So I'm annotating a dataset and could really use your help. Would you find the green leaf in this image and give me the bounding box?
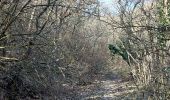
[108,44,121,55]
[162,67,170,73]
[108,44,130,66]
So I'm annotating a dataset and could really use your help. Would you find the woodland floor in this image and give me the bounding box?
[73,74,137,100]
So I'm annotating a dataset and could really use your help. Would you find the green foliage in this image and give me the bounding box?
[108,44,121,55]
[108,44,130,66]
[157,0,170,49]
[162,67,170,73]
[157,0,169,25]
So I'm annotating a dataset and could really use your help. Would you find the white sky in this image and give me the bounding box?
[99,0,115,7]
[99,0,118,14]
[98,0,153,14]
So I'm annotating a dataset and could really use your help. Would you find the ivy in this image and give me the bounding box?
[108,44,130,66]
[157,0,170,49]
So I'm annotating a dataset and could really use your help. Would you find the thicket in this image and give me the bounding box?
[1,0,170,99]
[0,0,112,99]
[107,0,170,99]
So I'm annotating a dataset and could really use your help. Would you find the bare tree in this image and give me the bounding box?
[0,0,102,99]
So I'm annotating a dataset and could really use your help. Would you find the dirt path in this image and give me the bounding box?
[75,75,136,100]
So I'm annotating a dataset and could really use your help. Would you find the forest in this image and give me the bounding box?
[0,0,170,99]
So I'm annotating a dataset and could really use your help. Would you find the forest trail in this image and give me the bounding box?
[75,74,136,100]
